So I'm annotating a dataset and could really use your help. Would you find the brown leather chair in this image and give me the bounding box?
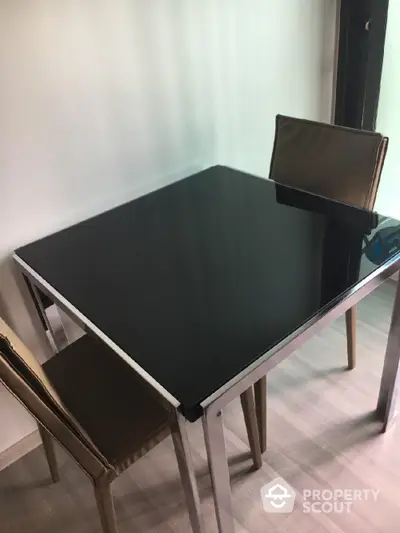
[269,114,388,367]
[0,317,262,533]
[253,114,389,453]
[269,115,388,211]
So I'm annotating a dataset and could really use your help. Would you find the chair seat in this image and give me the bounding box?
[43,334,171,471]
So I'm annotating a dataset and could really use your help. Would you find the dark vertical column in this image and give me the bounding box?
[335,0,389,131]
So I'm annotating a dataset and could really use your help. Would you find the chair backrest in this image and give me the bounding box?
[269,114,389,210]
[0,317,112,479]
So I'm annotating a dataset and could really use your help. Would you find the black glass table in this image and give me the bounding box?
[14,165,400,533]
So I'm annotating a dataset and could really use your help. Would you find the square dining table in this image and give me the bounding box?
[13,165,400,533]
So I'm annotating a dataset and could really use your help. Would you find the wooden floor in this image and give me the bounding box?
[1,281,400,533]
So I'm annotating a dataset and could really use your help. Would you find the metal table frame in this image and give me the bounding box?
[13,251,400,533]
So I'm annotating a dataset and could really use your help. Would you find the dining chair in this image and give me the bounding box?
[253,114,389,453]
[0,317,262,533]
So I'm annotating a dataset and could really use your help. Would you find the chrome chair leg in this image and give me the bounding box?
[240,388,262,468]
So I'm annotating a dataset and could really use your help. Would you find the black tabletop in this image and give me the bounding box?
[15,166,400,420]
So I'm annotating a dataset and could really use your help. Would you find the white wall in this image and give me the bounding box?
[0,0,336,454]
[0,0,216,258]
[375,1,400,219]
[213,0,337,177]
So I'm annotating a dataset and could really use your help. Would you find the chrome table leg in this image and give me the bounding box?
[29,282,63,353]
[171,410,205,533]
[377,278,400,431]
[12,263,54,359]
[203,407,234,533]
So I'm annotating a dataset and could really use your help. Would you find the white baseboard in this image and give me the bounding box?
[0,429,40,472]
